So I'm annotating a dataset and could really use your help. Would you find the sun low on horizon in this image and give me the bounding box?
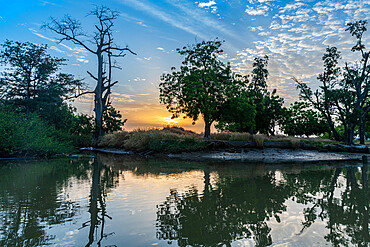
[1,0,369,133]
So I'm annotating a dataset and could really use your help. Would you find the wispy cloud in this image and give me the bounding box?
[28,28,56,42]
[28,28,89,63]
[118,0,240,42]
[120,12,148,28]
[39,0,57,6]
[119,0,205,38]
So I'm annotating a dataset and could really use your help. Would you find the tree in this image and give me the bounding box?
[216,74,256,132]
[159,40,233,139]
[296,47,342,141]
[102,106,127,133]
[366,113,370,139]
[44,6,136,139]
[258,89,284,135]
[296,20,369,145]
[0,40,82,116]
[281,101,329,137]
[344,20,369,144]
[247,56,284,135]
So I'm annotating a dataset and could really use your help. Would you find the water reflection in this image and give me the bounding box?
[0,155,368,246]
[0,158,91,246]
[82,158,119,247]
[156,160,369,247]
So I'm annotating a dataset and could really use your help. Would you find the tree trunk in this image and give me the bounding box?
[345,125,355,145]
[360,111,368,144]
[325,115,341,141]
[26,80,31,117]
[204,121,211,139]
[94,51,104,140]
[360,120,365,144]
[87,160,102,246]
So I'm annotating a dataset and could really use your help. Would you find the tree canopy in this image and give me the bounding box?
[0,40,83,116]
[159,40,233,138]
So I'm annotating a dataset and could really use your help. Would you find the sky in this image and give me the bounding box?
[0,0,369,132]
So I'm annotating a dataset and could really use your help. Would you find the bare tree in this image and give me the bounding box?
[44,6,136,139]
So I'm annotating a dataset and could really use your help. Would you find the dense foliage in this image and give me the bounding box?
[296,21,369,144]
[0,107,74,156]
[281,102,329,137]
[159,40,234,138]
[0,40,127,156]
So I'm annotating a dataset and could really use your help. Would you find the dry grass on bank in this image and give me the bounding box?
[98,127,204,152]
[98,127,338,152]
[210,132,336,148]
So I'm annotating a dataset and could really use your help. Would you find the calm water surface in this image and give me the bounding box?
[0,154,368,247]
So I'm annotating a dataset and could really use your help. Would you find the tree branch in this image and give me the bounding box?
[87,71,98,81]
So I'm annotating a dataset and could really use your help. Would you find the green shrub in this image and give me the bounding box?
[0,109,74,157]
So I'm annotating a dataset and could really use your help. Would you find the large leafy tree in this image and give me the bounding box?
[249,56,285,135]
[215,56,283,135]
[159,40,233,139]
[296,20,369,145]
[0,40,82,116]
[44,6,135,139]
[295,47,342,141]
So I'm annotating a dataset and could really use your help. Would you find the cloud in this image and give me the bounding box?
[133,77,147,82]
[120,0,205,38]
[198,1,216,8]
[120,12,148,28]
[28,28,89,63]
[77,58,88,63]
[28,28,56,42]
[245,5,269,16]
[49,46,64,53]
[157,47,165,51]
[119,0,240,42]
[39,0,56,6]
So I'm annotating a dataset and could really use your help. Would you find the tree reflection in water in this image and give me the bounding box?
[156,160,369,247]
[81,158,119,247]
[156,169,290,247]
[0,159,91,246]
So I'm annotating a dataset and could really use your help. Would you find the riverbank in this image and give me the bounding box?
[84,147,369,164]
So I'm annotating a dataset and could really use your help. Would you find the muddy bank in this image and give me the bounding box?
[206,140,369,153]
[84,147,369,164]
[168,148,369,163]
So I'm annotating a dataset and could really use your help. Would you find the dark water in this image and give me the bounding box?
[0,155,368,247]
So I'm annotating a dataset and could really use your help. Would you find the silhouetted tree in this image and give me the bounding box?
[159,40,233,139]
[0,40,83,116]
[44,6,135,139]
[296,20,370,144]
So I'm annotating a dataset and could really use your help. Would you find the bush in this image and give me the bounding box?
[0,108,74,157]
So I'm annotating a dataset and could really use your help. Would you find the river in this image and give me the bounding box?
[0,154,368,246]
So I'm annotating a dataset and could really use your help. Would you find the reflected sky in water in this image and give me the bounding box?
[0,155,368,246]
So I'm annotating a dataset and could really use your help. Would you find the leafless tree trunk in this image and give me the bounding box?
[44,6,135,139]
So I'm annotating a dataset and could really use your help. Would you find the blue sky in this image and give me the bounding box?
[0,0,369,131]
